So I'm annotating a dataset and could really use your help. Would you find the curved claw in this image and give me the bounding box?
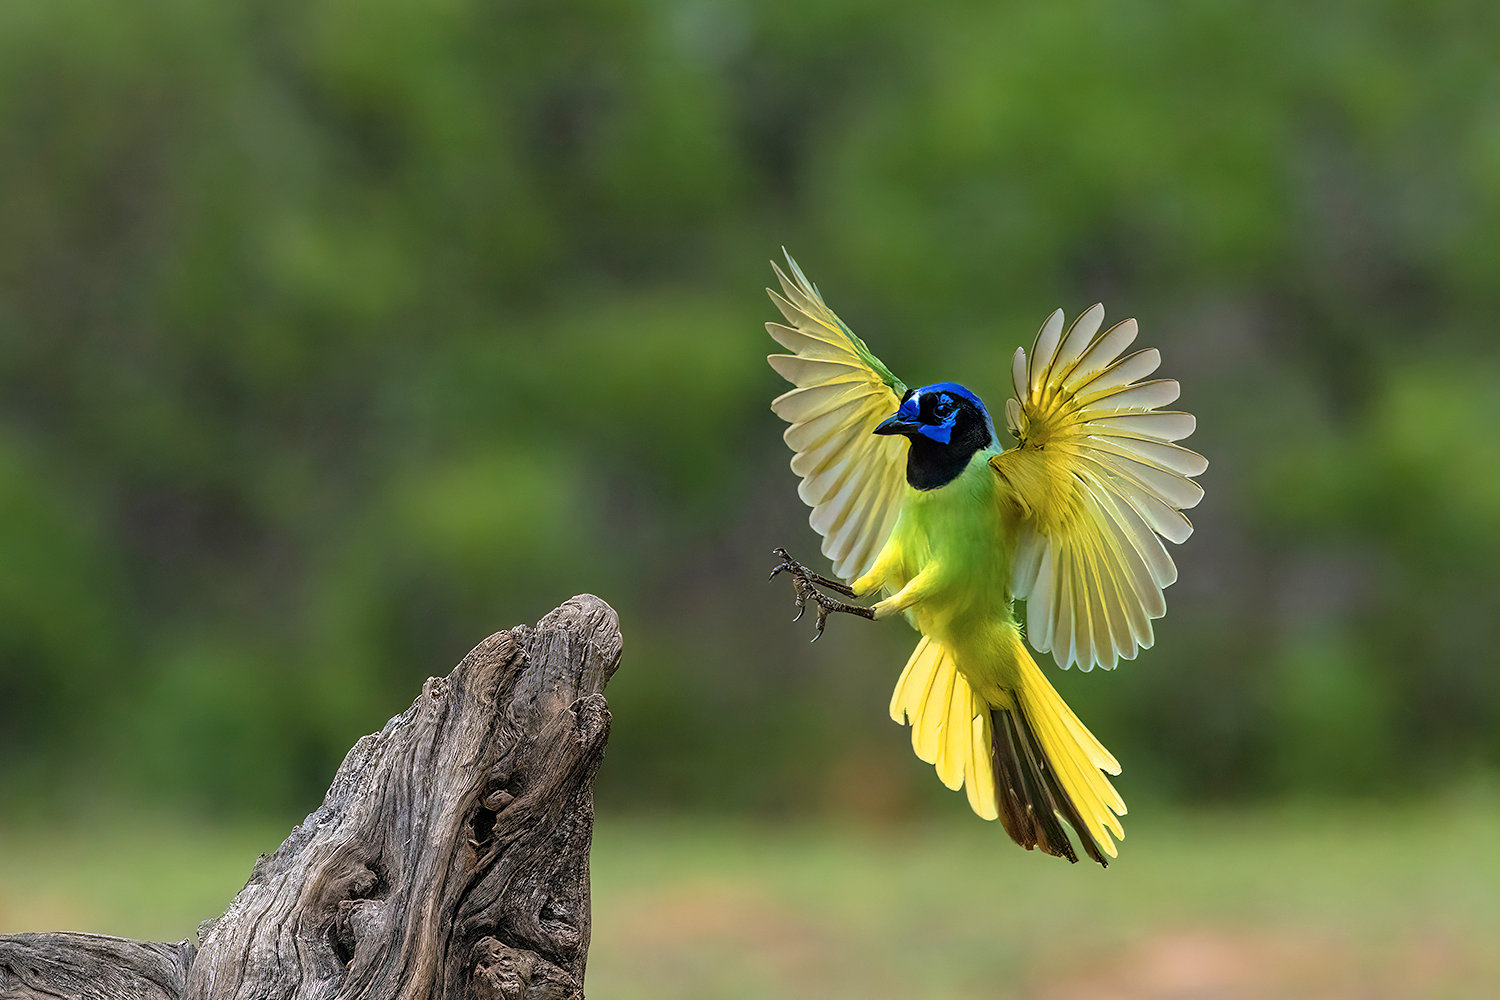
[770,546,875,640]
[810,605,829,642]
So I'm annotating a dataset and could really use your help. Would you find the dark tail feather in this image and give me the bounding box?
[991,706,1110,867]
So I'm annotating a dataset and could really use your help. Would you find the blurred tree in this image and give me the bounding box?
[0,0,1496,816]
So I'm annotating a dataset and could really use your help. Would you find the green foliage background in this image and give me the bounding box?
[2,0,1498,819]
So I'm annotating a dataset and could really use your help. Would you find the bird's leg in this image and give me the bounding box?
[768,547,875,641]
[769,546,855,596]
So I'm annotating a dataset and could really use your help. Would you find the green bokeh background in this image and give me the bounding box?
[2,0,1499,994]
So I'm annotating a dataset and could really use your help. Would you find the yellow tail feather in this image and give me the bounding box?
[889,637,998,820]
[1011,649,1126,857]
[890,634,1125,865]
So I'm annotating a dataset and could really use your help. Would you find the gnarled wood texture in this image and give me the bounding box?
[0,934,194,1000]
[0,595,620,1000]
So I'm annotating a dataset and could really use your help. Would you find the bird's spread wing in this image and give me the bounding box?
[991,306,1206,671]
[767,254,909,583]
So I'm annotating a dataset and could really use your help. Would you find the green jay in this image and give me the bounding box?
[767,253,1205,865]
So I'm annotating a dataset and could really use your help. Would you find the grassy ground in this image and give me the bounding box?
[3,795,1497,998]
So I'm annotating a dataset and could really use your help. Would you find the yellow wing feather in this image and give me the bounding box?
[992,306,1206,671]
[767,253,909,583]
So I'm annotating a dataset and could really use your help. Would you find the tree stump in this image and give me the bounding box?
[0,595,621,1000]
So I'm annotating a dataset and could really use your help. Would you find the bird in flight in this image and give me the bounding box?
[766,252,1206,865]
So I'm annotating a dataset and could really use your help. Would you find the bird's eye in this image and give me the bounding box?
[933,397,955,420]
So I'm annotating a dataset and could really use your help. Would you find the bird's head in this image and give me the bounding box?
[874,383,996,489]
[875,383,994,446]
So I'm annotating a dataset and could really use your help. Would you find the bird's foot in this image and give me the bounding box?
[769,547,875,641]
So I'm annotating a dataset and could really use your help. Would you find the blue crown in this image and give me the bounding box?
[917,382,991,417]
[914,382,995,444]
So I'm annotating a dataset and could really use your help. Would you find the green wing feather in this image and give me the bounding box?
[766,252,909,583]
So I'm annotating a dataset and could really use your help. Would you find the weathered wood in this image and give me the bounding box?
[0,934,194,1000]
[0,595,620,1000]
